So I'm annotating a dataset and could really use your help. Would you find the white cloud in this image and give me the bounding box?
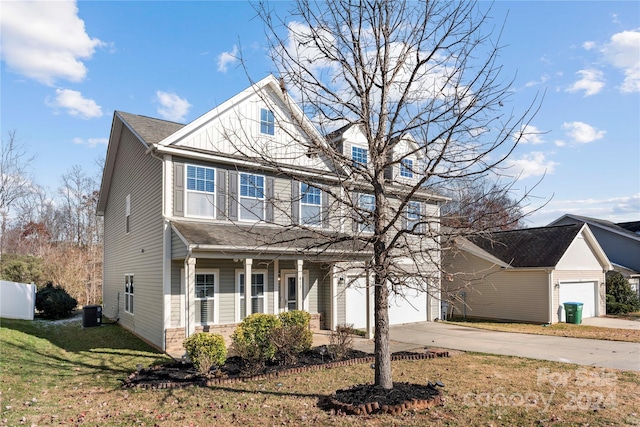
[601,29,640,93]
[505,151,557,179]
[562,121,605,144]
[72,137,108,147]
[524,194,640,227]
[155,91,191,122]
[582,41,596,50]
[48,89,103,119]
[525,74,550,88]
[566,69,605,96]
[514,124,545,144]
[217,45,239,73]
[0,0,104,85]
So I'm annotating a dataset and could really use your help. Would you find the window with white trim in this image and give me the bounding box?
[186,164,216,218]
[351,146,368,169]
[358,193,375,232]
[406,201,421,231]
[400,159,413,178]
[300,183,321,226]
[195,271,217,324]
[238,272,265,319]
[125,194,131,234]
[239,173,265,221]
[260,108,275,135]
[124,274,134,314]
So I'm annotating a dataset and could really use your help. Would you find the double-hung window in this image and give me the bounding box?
[124,274,134,314]
[406,201,421,231]
[352,146,368,169]
[358,194,375,232]
[260,108,275,135]
[195,271,217,324]
[239,173,265,221]
[238,272,265,319]
[400,159,414,178]
[300,183,322,226]
[186,165,215,218]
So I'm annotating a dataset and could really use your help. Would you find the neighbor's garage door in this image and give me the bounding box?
[345,277,427,328]
[559,281,596,320]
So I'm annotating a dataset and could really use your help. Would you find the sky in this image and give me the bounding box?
[1,0,638,227]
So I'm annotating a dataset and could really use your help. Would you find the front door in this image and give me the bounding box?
[284,273,307,311]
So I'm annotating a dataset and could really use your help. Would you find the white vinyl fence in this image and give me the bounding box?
[0,280,36,320]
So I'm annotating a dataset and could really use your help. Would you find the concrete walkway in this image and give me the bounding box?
[581,316,640,330]
[346,321,640,372]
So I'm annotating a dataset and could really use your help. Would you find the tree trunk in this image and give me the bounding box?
[374,269,393,389]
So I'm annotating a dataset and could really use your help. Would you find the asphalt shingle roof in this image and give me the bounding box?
[117,111,185,145]
[467,223,584,268]
[172,221,371,260]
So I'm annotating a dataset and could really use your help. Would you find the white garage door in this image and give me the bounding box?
[345,277,427,328]
[559,281,597,321]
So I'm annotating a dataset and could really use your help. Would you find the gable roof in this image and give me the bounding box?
[549,214,640,242]
[465,224,584,268]
[97,111,185,216]
[117,111,185,145]
[617,221,640,235]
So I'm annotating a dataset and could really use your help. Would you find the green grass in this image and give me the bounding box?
[2,315,639,426]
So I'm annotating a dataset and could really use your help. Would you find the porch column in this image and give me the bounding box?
[273,259,279,314]
[296,259,304,311]
[244,258,253,318]
[330,264,338,330]
[185,256,196,337]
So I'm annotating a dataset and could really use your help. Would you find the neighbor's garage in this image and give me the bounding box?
[345,276,428,328]
[558,281,597,321]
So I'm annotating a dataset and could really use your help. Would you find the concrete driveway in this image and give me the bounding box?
[351,321,640,372]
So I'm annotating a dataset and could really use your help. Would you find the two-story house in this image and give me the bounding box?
[97,75,445,355]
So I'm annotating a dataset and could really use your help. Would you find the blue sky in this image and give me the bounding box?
[1,0,638,226]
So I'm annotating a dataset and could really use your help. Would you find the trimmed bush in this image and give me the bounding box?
[277,310,313,354]
[35,282,77,319]
[231,313,281,371]
[183,333,227,375]
[278,310,311,327]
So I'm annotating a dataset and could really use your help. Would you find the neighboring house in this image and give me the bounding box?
[549,215,640,294]
[443,223,611,324]
[97,75,445,355]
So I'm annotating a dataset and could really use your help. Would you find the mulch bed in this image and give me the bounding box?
[123,346,449,415]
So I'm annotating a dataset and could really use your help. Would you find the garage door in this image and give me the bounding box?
[559,281,596,321]
[345,277,427,328]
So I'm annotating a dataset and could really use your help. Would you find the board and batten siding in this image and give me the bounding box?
[444,251,550,323]
[102,126,165,349]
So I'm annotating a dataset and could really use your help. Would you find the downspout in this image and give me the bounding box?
[547,268,554,324]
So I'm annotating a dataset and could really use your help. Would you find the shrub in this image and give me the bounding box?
[231,313,281,371]
[270,311,313,366]
[35,282,77,319]
[183,333,227,375]
[606,273,640,314]
[328,324,355,361]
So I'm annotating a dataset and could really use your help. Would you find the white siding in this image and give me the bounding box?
[556,233,602,270]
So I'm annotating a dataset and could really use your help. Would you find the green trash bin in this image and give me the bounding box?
[564,302,584,324]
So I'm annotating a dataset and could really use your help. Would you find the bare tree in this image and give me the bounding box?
[0,130,35,259]
[236,0,540,389]
[441,176,526,232]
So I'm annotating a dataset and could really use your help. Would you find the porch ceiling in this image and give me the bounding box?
[172,220,372,261]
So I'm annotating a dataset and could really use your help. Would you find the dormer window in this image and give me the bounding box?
[260,108,275,135]
[352,146,368,169]
[400,159,413,178]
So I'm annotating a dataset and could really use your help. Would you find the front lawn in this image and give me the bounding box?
[447,318,640,343]
[1,316,639,426]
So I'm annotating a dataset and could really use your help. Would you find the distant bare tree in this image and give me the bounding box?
[235,0,541,389]
[0,130,35,260]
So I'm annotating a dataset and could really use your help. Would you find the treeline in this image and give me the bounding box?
[1,131,103,306]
